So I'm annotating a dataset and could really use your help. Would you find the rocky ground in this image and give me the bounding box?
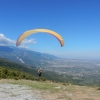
[0,83,44,100]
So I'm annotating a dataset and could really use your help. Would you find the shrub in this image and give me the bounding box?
[97,87,100,90]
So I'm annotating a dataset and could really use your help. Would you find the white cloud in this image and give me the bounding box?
[19,38,36,46]
[0,33,36,48]
[0,34,15,46]
[17,38,36,50]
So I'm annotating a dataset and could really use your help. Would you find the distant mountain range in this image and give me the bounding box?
[0,46,58,68]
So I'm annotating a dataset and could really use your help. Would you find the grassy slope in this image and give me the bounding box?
[0,79,100,100]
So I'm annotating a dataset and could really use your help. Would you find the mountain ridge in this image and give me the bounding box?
[0,45,58,68]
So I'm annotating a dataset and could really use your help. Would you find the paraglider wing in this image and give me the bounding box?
[16,29,64,47]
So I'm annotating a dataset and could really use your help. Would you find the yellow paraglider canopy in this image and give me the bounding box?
[16,28,64,47]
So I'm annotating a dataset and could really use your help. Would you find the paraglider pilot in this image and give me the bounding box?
[38,68,42,77]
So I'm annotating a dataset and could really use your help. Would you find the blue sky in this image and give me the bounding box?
[0,0,100,59]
